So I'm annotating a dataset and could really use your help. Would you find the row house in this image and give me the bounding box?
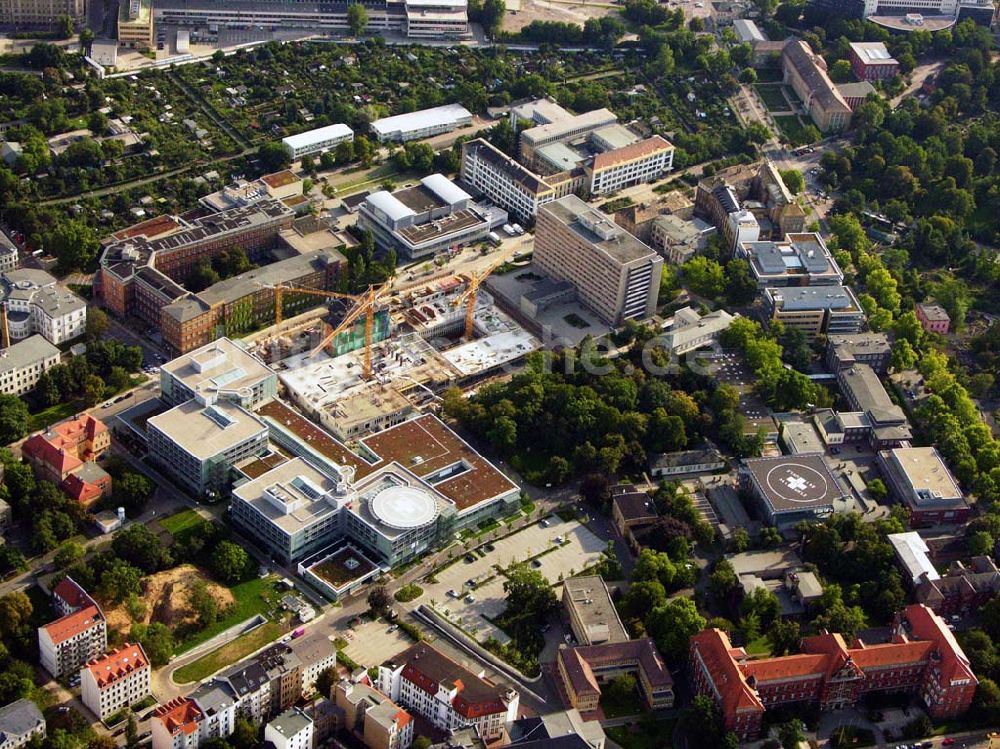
[81,644,151,721]
[38,578,107,678]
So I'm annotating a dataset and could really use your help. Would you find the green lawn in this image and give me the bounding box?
[745,636,772,656]
[176,576,281,653]
[599,686,645,719]
[28,401,81,433]
[755,67,784,83]
[173,621,282,683]
[159,509,204,539]
[606,720,677,749]
[754,84,790,111]
[774,115,818,146]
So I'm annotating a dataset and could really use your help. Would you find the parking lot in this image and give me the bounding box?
[339,618,414,669]
[426,516,608,644]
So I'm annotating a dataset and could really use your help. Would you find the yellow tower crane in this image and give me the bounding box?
[450,259,505,341]
[309,280,394,379]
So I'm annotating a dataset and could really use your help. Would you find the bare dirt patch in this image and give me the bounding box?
[503,0,620,33]
[104,564,234,632]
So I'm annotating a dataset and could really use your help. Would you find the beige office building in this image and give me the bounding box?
[118,0,153,49]
[0,0,84,28]
[533,196,661,326]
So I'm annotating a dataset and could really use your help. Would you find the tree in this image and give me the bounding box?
[189,579,219,627]
[79,27,95,47]
[741,586,780,629]
[347,2,369,35]
[891,339,918,372]
[258,142,291,172]
[0,395,30,444]
[725,258,757,305]
[130,622,174,666]
[211,541,251,584]
[230,718,259,749]
[866,478,888,503]
[828,59,853,83]
[113,525,170,574]
[54,542,84,569]
[646,597,705,663]
[968,530,994,557]
[114,472,154,517]
[604,673,637,704]
[367,584,393,616]
[315,666,337,699]
[56,14,74,38]
[778,719,805,749]
[125,713,138,749]
[83,374,105,407]
[412,738,432,749]
[85,307,109,341]
[99,560,143,603]
[768,618,800,656]
[0,547,26,575]
[0,592,33,640]
[683,256,726,299]
[709,559,738,601]
[779,169,804,195]
[45,219,100,272]
[972,677,1000,726]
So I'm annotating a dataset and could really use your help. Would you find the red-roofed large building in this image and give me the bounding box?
[38,578,106,678]
[81,644,151,720]
[21,414,112,507]
[689,604,977,739]
[376,643,518,741]
[152,698,204,749]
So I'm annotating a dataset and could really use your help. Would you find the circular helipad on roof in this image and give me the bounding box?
[764,462,830,505]
[370,485,439,530]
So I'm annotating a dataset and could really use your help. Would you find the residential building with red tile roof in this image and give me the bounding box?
[556,638,674,715]
[21,414,112,506]
[38,578,106,679]
[59,463,112,507]
[81,644,151,721]
[152,698,204,749]
[689,604,977,739]
[376,642,518,741]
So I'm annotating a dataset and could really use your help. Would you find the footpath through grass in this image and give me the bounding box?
[176,576,280,653]
[174,621,282,683]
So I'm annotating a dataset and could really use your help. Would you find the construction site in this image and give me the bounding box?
[243,265,541,443]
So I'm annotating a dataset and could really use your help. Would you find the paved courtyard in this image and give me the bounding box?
[426,516,609,645]
[339,618,414,669]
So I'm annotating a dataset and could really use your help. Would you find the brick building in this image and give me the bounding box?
[556,639,674,713]
[689,604,977,740]
[848,42,899,81]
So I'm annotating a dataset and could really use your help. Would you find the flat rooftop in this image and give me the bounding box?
[743,453,844,514]
[232,457,347,535]
[257,401,517,513]
[563,575,628,645]
[440,329,541,377]
[542,195,656,265]
[521,108,617,146]
[162,338,274,399]
[148,399,267,459]
[882,447,963,502]
[371,103,472,138]
[768,285,861,311]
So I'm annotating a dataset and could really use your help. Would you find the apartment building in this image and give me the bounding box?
[0,0,84,27]
[377,643,518,742]
[0,335,60,396]
[0,234,17,273]
[147,400,269,497]
[334,680,414,749]
[81,644,151,721]
[1,270,87,345]
[876,446,970,526]
[38,578,106,678]
[371,104,472,143]
[763,285,865,339]
[689,605,977,739]
[782,40,852,132]
[188,682,236,742]
[281,125,354,160]
[98,201,295,326]
[357,174,505,260]
[533,196,661,326]
[264,708,313,749]
[159,248,344,354]
[219,661,271,723]
[0,700,45,749]
[152,698,203,749]
[557,639,674,712]
[460,138,560,224]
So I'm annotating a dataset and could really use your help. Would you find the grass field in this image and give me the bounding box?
[754,84,790,111]
[599,685,645,719]
[774,115,818,146]
[745,635,772,657]
[159,509,204,539]
[173,621,282,683]
[177,576,280,653]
